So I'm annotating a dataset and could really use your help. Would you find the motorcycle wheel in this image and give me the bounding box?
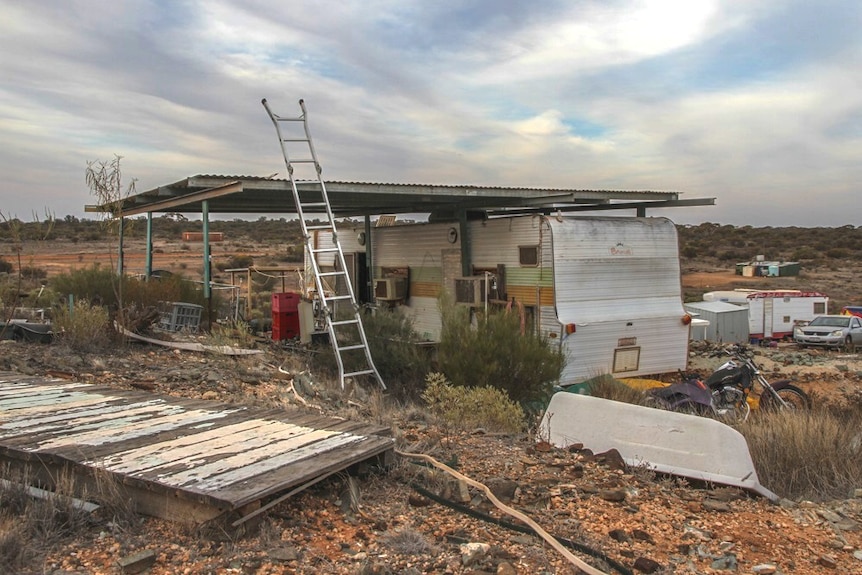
[760,384,810,411]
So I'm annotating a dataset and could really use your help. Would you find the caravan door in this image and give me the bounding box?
[763,298,774,338]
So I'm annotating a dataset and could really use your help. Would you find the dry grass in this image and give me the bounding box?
[0,465,137,573]
[738,406,862,500]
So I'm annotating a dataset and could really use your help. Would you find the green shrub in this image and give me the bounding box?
[436,304,564,407]
[51,266,206,311]
[52,299,114,351]
[422,372,525,433]
[362,307,432,400]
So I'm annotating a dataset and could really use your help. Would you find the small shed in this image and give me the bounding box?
[684,301,749,344]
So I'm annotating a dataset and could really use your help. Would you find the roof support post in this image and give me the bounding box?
[364,215,373,302]
[458,210,472,277]
[145,212,153,279]
[636,206,646,217]
[117,216,125,276]
[202,201,211,300]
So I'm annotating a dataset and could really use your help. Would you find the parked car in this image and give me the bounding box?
[794,314,862,349]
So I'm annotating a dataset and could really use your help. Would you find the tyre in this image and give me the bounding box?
[844,336,856,353]
[760,384,810,411]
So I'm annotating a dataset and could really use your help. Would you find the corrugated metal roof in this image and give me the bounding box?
[86,175,715,218]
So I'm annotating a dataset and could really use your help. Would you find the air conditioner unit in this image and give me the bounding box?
[455,276,488,306]
[375,277,408,301]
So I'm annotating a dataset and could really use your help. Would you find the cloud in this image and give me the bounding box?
[0,0,860,226]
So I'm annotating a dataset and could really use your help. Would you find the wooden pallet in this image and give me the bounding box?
[0,372,393,523]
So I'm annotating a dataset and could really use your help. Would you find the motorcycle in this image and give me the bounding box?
[647,345,810,422]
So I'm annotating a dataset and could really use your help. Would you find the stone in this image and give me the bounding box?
[818,554,838,569]
[201,390,219,400]
[599,488,627,502]
[116,550,157,574]
[608,529,631,542]
[853,549,862,561]
[496,562,517,575]
[631,529,655,544]
[702,499,732,512]
[487,478,519,502]
[460,542,491,567]
[709,553,737,571]
[632,556,662,573]
[751,564,777,574]
[267,545,299,562]
[595,448,627,471]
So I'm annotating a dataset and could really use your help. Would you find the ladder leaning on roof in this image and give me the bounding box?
[261,98,385,390]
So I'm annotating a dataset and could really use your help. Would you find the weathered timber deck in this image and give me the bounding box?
[0,371,394,522]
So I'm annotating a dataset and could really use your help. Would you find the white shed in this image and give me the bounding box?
[683,301,750,344]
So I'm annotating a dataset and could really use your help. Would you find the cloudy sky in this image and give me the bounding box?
[1,0,860,226]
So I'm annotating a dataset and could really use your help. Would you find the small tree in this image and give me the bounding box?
[85,155,136,329]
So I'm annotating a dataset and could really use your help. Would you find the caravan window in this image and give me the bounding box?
[519,246,539,266]
[814,302,826,314]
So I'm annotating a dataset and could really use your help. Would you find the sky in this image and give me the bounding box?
[1,0,861,227]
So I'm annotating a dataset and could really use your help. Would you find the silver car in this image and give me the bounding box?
[794,315,862,349]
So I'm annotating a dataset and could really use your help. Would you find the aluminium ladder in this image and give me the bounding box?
[262,98,385,390]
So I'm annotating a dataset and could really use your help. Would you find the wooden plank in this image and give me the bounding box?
[0,374,395,522]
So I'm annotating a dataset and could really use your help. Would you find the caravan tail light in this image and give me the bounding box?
[565,323,576,334]
[681,314,692,326]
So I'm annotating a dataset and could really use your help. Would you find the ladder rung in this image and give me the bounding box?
[338,344,367,352]
[318,270,346,277]
[331,319,359,327]
[301,202,328,209]
[325,294,353,301]
[280,138,310,143]
[311,247,339,253]
[291,159,316,164]
[306,224,333,231]
[344,369,376,378]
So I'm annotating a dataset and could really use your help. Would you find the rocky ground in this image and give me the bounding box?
[2,337,862,575]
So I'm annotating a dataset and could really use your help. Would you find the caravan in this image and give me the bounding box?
[317,215,691,385]
[702,289,829,341]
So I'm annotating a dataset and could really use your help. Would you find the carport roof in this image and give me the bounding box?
[85,174,714,218]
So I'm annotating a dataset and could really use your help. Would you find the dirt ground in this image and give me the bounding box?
[2,338,861,575]
[3,237,862,574]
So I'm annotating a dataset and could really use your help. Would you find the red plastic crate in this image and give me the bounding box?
[272,311,300,340]
[272,292,301,313]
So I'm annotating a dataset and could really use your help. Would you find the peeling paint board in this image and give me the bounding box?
[57,408,286,462]
[0,382,91,397]
[159,432,370,492]
[99,419,314,475]
[0,400,175,438]
[0,390,119,411]
[135,428,342,485]
[89,418,284,469]
[220,438,394,507]
[31,408,242,450]
[190,434,378,495]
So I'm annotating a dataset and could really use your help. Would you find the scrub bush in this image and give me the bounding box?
[361,307,432,400]
[52,299,113,351]
[422,372,525,433]
[436,304,564,408]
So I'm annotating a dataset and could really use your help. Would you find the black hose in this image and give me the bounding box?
[409,482,633,575]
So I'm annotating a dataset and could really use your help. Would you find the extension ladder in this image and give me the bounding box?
[262,98,385,390]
